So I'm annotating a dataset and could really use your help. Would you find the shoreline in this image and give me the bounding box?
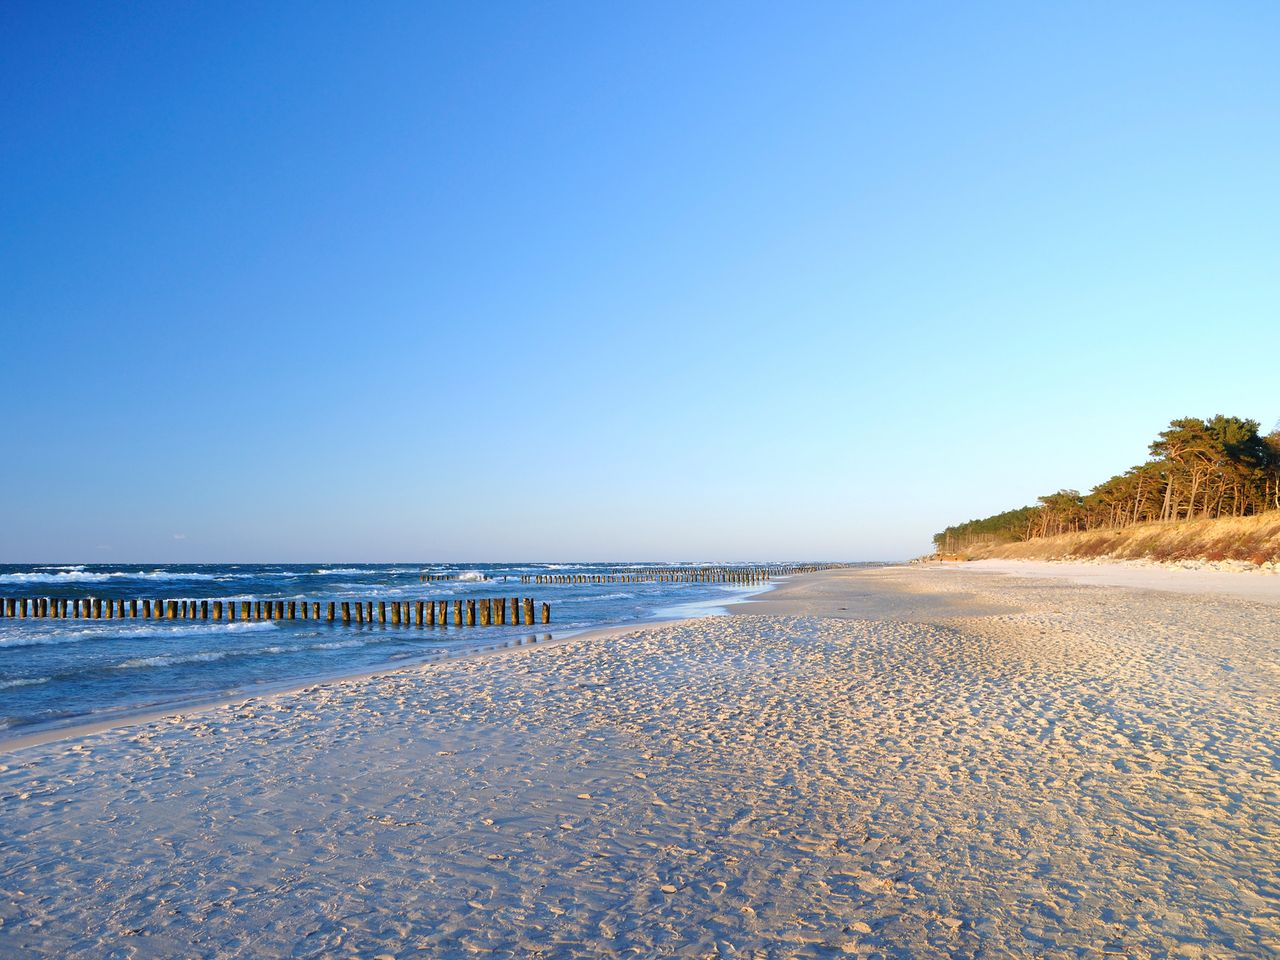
[0,618,689,755]
[4,564,1280,956]
[11,554,1278,755]
[0,576,780,754]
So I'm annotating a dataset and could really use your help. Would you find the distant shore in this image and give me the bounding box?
[3,565,1278,957]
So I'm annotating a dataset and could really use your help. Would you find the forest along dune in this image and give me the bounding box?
[2,567,1280,958]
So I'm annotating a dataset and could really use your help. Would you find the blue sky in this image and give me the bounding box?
[2,2,1277,562]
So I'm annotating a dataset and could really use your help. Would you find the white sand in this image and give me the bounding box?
[2,565,1279,958]
[964,557,1280,605]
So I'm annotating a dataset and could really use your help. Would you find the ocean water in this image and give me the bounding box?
[0,562,779,738]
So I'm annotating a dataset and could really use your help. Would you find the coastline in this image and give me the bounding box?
[4,565,1279,957]
[0,571,782,752]
[0,618,690,755]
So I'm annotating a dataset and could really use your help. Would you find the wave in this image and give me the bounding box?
[260,639,364,655]
[0,676,50,690]
[558,592,635,603]
[0,570,219,584]
[113,634,367,670]
[0,620,279,649]
[112,650,232,670]
[312,567,378,575]
[456,570,488,582]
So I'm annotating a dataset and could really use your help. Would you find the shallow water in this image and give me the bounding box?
[0,561,781,736]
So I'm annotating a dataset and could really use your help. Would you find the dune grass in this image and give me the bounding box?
[961,512,1280,566]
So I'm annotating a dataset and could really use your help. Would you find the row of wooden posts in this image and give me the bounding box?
[520,563,846,585]
[419,573,491,583]
[0,596,550,627]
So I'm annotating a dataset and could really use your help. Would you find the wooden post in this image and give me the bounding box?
[479,599,490,626]
[329,601,336,622]
[415,600,424,627]
[356,601,364,624]
[240,601,250,621]
[495,597,506,625]
[341,601,351,624]
[287,601,296,620]
[523,598,534,626]
[213,600,223,621]
[427,600,437,626]
[452,600,462,626]
[541,602,550,624]
[312,602,320,620]
[378,601,386,624]
[166,600,178,620]
[201,600,209,620]
[391,601,401,625]
[466,599,476,626]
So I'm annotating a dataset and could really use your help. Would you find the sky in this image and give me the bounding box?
[2,1,1277,562]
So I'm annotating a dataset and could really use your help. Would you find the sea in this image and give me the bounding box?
[0,561,779,739]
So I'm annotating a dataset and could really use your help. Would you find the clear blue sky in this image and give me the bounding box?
[2,2,1277,562]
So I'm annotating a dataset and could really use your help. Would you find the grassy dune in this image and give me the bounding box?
[960,512,1280,565]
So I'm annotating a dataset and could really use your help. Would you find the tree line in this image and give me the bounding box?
[934,415,1280,553]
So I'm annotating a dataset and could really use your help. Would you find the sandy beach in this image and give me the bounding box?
[3,564,1280,958]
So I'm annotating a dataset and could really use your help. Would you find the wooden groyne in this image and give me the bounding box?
[519,563,846,585]
[0,597,550,627]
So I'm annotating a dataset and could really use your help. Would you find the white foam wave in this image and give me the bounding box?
[0,569,218,584]
[112,651,232,669]
[115,633,366,670]
[558,592,635,603]
[456,570,488,582]
[0,676,50,690]
[0,620,278,649]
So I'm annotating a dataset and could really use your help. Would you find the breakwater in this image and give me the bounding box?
[520,563,846,585]
[0,596,550,626]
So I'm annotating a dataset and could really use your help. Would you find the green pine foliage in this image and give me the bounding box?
[934,416,1280,553]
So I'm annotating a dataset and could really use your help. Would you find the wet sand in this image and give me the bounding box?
[3,564,1279,958]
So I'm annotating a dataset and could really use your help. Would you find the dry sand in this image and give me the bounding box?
[3,565,1280,958]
